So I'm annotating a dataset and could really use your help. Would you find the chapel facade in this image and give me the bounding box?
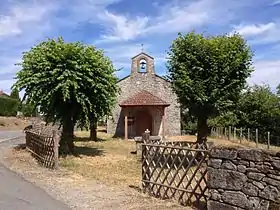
[107,52,181,139]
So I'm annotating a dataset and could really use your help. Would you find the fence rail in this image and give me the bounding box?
[25,124,60,169]
[142,142,209,207]
[211,126,280,149]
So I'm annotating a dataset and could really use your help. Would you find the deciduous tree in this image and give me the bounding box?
[13,38,118,154]
[167,32,253,143]
[236,84,280,144]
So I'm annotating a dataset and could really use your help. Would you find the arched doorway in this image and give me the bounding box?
[135,109,152,136]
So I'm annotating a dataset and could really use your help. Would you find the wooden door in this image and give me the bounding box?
[135,110,152,136]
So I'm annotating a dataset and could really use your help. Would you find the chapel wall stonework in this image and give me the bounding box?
[107,72,181,137]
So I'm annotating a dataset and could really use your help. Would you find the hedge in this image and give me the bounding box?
[0,96,19,116]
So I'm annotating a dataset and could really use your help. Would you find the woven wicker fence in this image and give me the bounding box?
[25,123,60,169]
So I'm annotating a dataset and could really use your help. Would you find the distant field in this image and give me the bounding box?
[0,116,29,131]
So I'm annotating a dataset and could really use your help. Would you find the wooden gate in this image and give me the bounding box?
[142,142,209,208]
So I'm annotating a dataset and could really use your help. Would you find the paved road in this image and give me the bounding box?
[0,130,24,141]
[0,137,70,210]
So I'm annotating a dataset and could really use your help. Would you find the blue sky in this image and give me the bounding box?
[1,0,280,95]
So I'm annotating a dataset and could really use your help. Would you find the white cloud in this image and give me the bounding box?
[96,11,149,43]
[146,0,211,35]
[250,25,280,45]
[104,43,151,60]
[249,59,280,89]
[94,0,255,43]
[272,0,280,5]
[229,21,280,46]
[0,2,56,38]
[95,0,212,43]
[231,23,276,37]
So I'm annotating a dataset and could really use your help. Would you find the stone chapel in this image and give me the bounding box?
[107,52,181,139]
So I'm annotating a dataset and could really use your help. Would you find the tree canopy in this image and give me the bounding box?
[167,32,253,143]
[10,89,20,101]
[13,37,118,154]
[237,85,280,130]
[207,84,280,145]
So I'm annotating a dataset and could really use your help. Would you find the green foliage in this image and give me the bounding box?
[277,84,280,96]
[13,37,118,153]
[10,89,20,101]
[21,102,38,117]
[181,109,197,134]
[208,84,280,145]
[167,31,253,118]
[0,96,19,116]
[236,85,280,143]
[167,31,253,142]
[208,111,239,127]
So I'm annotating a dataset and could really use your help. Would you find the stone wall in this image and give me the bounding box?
[208,146,280,210]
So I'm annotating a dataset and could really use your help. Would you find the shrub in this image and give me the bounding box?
[0,96,19,116]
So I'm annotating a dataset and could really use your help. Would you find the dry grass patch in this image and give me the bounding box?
[207,136,280,151]
[167,134,280,151]
[60,130,141,187]
[0,116,29,131]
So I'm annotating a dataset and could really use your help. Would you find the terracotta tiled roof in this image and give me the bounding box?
[119,90,170,107]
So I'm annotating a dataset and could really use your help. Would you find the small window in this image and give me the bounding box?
[139,59,147,72]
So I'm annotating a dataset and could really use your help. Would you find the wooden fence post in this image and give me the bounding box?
[142,129,150,143]
[141,131,151,192]
[256,128,258,148]
[52,130,60,169]
[228,126,231,141]
[142,143,147,191]
[267,132,270,150]
[248,128,250,141]
[240,128,243,144]
[234,127,236,140]
[26,131,30,148]
[40,123,44,135]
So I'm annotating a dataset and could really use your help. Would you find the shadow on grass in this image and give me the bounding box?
[13,143,26,150]
[74,136,107,142]
[191,201,207,210]
[129,185,142,193]
[73,145,104,157]
[97,128,107,133]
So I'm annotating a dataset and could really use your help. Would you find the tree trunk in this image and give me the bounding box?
[90,120,97,141]
[60,118,75,155]
[197,117,208,144]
